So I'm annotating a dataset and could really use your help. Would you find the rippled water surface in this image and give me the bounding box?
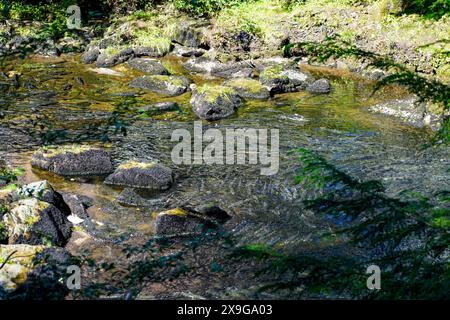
[1,54,448,288]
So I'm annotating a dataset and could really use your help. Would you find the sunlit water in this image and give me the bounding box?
[0,54,448,296]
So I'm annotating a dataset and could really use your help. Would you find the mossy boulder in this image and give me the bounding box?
[224,78,270,100]
[4,198,72,246]
[105,160,174,191]
[95,47,135,68]
[31,145,114,177]
[259,65,314,94]
[190,84,244,120]
[129,75,192,97]
[127,58,169,75]
[0,244,72,299]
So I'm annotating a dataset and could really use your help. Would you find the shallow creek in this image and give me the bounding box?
[1,53,449,297]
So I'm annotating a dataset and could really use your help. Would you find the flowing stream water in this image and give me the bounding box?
[1,53,448,298]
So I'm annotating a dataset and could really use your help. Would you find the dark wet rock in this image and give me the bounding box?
[369,97,444,130]
[155,208,203,237]
[184,205,232,223]
[31,145,114,177]
[61,193,91,219]
[81,47,100,64]
[138,102,179,114]
[183,57,254,78]
[224,78,270,100]
[129,75,191,97]
[14,181,71,216]
[154,206,230,237]
[117,188,164,208]
[127,58,169,75]
[172,44,206,57]
[190,84,244,120]
[259,65,314,94]
[3,198,72,246]
[306,78,331,94]
[0,244,72,299]
[105,161,174,191]
[95,48,134,68]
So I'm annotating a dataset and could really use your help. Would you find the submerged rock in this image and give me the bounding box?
[117,188,164,208]
[31,145,114,177]
[127,58,169,75]
[259,65,314,94]
[306,78,331,94]
[138,102,179,115]
[4,198,71,246]
[154,206,230,237]
[369,97,444,130]
[129,75,191,97]
[190,84,244,120]
[224,78,270,100]
[105,160,174,191]
[0,244,72,299]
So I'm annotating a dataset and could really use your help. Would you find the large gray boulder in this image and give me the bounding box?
[129,75,191,97]
[127,58,169,75]
[190,84,244,120]
[105,160,174,191]
[31,145,114,177]
[4,198,72,246]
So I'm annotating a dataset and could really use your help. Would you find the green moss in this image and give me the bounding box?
[118,161,157,170]
[164,207,189,217]
[260,65,286,81]
[39,145,93,158]
[198,84,236,103]
[225,78,265,94]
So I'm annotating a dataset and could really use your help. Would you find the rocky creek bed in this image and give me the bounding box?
[0,48,448,299]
